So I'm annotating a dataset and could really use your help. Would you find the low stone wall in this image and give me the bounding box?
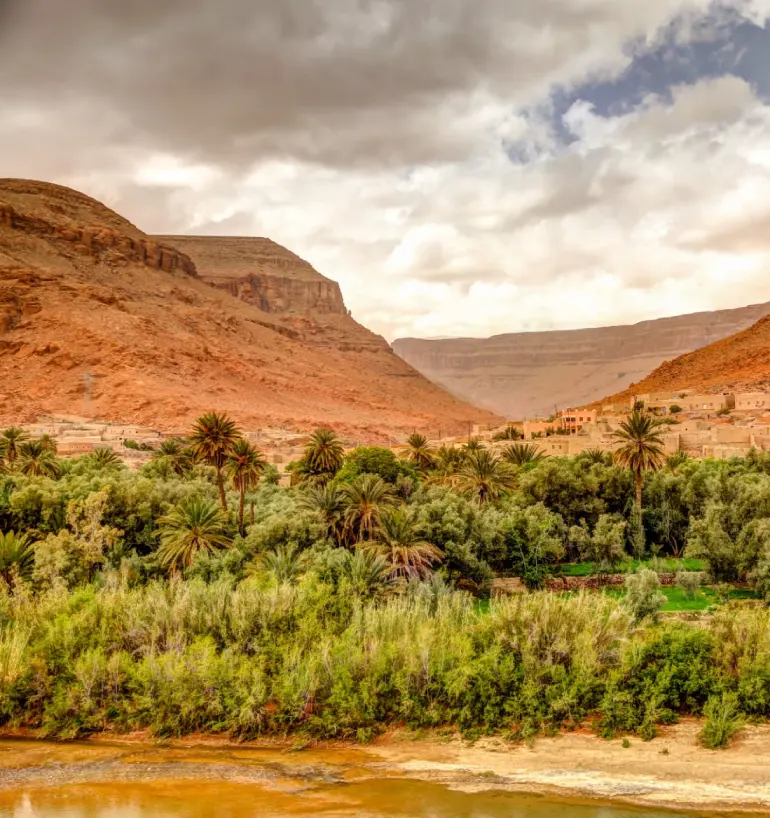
[491,571,708,596]
[546,572,706,591]
[491,577,527,597]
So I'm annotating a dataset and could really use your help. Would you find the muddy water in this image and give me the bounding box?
[0,741,719,817]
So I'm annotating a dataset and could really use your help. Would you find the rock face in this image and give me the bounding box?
[0,183,196,278]
[0,179,499,440]
[156,236,347,315]
[596,314,770,407]
[393,303,770,419]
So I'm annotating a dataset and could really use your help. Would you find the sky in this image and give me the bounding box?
[2,0,770,342]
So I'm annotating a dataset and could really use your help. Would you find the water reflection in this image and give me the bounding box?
[0,742,714,818]
[2,781,690,818]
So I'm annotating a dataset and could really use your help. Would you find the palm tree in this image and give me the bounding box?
[612,409,666,511]
[1,428,28,469]
[666,451,690,471]
[368,507,442,580]
[227,438,267,532]
[403,433,435,472]
[341,474,397,543]
[189,412,242,511]
[156,497,231,572]
[89,447,123,470]
[340,549,396,599]
[152,439,194,477]
[463,438,485,453]
[298,482,346,545]
[581,448,611,465]
[431,445,467,478]
[39,434,58,454]
[255,545,308,584]
[18,440,62,478]
[455,449,515,504]
[501,443,548,467]
[0,531,34,592]
[303,428,345,481]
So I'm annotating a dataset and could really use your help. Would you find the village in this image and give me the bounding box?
[475,390,770,460]
[17,389,770,478]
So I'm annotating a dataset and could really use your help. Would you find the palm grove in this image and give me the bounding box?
[2,410,770,746]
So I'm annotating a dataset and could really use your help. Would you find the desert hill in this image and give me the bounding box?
[393,303,770,419]
[595,314,770,407]
[0,179,499,440]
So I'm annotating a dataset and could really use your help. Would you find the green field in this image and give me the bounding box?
[660,586,714,611]
[636,585,757,611]
[484,584,759,613]
[597,587,709,609]
[559,557,705,577]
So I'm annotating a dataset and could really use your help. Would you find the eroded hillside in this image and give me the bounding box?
[0,179,499,440]
[595,314,770,407]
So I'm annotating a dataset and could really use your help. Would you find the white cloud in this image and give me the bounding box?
[3,1,770,341]
[280,73,770,340]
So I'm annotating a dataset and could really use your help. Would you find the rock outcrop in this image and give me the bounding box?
[0,179,500,440]
[157,236,347,315]
[393,303,770,419]
[0,181,196,277]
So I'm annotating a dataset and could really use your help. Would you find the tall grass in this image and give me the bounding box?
[0,624,29,687]
[2,578,770,744]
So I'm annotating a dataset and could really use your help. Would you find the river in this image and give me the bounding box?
[0,740,743,817]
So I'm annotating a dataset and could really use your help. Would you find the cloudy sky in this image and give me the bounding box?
[2,0,770,341]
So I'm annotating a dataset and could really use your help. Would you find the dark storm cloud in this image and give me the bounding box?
[0,0,18,30]
[0,0,681,171]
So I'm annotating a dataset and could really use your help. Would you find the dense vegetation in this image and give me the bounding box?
[3,415,770,746]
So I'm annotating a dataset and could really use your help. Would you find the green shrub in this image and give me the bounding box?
[9,421,770,745]
[492,427,523,442]
[699,693,743,749]
[713,583,732,604]
[335,447,416,485]
[623,568,666,623]
[676,571,701,601]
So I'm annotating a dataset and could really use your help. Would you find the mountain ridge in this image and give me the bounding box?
[393,301,770,418]
[0,178,499,440]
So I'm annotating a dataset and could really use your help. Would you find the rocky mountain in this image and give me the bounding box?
[393,303,770,419]
[595,314,770,407]
[0,179,499,440]
[155,236,348,316]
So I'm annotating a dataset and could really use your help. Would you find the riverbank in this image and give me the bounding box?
[373,722,770,812]
[3,721,770,812]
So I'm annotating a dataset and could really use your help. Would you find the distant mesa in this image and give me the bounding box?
[0,178,499,440]
[393,303,770,419]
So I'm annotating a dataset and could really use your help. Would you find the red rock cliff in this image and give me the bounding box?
[0,179,499,440]
[155,236,348,316]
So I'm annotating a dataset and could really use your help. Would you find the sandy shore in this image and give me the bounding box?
[3,722,770,812]
[369,722,770,812]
